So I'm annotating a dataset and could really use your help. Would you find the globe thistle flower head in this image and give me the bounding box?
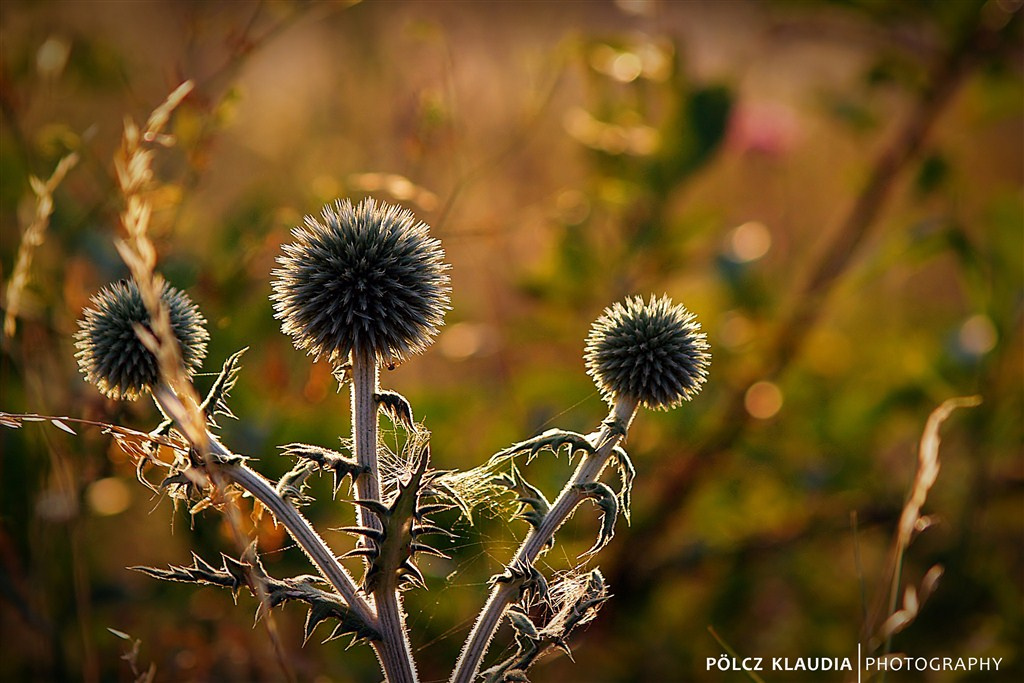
[75,280,209,400]
[585,295,710,410]
[271,198,451,366]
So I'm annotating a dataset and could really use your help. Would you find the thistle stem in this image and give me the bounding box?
[351,353,383,533]
[226,462,377,625]
[451,397,639,683]
[351,352,418,683]
[151,388,376,628]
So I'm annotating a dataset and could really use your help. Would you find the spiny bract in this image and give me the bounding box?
[75,279,209,400]
[271,198,451,366]
[585,294,710,410]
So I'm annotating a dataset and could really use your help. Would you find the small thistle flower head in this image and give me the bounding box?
[585,294,710,410]
[75,280,209,400]
[271,198,451,366]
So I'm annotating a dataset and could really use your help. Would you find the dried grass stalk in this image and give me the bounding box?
[112,81,208,449]
[870,395,981,650]
[3,152,79,337]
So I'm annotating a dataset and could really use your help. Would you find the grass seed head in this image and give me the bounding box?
[75,279,209,400]
[585,294,710,410]
[271,198,451,366]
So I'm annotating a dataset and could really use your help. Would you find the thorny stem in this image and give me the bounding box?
[352,353,383,533]
[451,397,639,683]
[151,389,377,630]
[227,463,377,626]
[375,582,416,683]
[351,352,418,683]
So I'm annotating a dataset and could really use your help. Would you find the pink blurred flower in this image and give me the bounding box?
[727,101,802,157]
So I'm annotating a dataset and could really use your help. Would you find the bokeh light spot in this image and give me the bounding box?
[727,221,772,262]
[719,310,754,349]
[37,36,70,79]
[175,650,197,670]
[611,53,643,83]
[745,381,783,419]
[86,477,131,516]
[439,322,496,360]
[958,314,997,356]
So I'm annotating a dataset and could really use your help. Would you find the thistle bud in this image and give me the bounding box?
[585,295,709,410]
[75,280,209,400]
[271,198,451,366]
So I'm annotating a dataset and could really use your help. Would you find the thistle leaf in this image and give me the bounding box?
[490,558,549,606]
[375,390,415,429]
[360,444,451,593]
[339,547,379,561]
[280,443,368,496]
[495,469,554,549]
[609,445,635,525]
[507,605,540,641]
[132,551,380,644]
[411,523,456,540]
[199,347,247,428]
[573,482,619,556]
[484,569,610,681]
[410,542,450,559]
[492,429,595,465]
[276,460,318,507]
[334,526,386,543]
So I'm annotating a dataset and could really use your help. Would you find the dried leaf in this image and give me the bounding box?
[51,418,76,435]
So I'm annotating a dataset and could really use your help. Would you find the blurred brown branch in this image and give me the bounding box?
[600,0,1020,616]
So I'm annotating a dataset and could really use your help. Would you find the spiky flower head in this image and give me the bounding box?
[75,280,209,400]
[585,294,710,410]
[271,198,451,366]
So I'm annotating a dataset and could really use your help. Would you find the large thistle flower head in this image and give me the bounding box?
[271,198,451,366]
[75,279,209,400]
[585,294,710,410]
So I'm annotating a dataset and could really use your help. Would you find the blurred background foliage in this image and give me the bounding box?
[1,0,1021,681]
